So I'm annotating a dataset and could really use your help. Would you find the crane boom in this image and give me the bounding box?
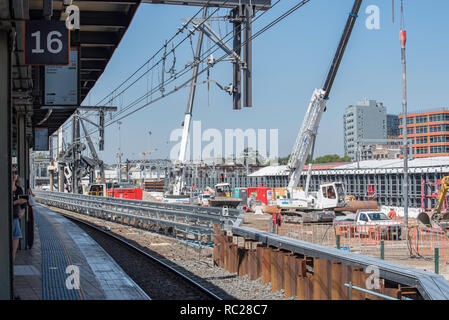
[171,8,207,196]
[177,8,207,166]
[80,119,105,182]
[287,0,362,191]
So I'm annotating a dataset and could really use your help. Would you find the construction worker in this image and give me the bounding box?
[271,211,283,234]
[276,212,282,228]
[388,208,397,220]
[271,212,277,233]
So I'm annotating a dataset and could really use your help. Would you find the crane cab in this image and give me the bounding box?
[215,183,233,198]
[317,182,346,209]
[86,182,118,197]
[87,183,107,196]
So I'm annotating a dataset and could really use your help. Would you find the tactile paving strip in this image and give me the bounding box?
[35,212,81,300]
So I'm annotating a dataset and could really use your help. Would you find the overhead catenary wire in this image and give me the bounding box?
[76,0,303,143]
[102,0,282,123]
[76,0,299,144]
[75,1,233,132]
[94,0,222,107]
[100,0,305,128]
[67,0,263,140]
[94,0,234,107]
[84,0,278,129]
[60,0,233,133]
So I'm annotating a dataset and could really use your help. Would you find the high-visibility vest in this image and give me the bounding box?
[388,210,397,220]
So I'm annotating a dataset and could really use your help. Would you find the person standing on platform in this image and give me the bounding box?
[12,169,27,262]
[27,188,36,249]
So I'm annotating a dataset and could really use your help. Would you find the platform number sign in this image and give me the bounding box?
[24,21,69,65]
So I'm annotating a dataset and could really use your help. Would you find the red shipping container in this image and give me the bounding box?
[112,187,143,200]
[246,186,272,205]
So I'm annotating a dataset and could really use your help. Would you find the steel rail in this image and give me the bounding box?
[40,194,228,225]
[61,212,223,300]
[35,190,242,217]
[35,190,243,242]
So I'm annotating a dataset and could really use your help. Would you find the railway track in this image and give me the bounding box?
[62,213,223,300]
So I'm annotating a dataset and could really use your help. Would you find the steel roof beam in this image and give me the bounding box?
[72,0,140,3]
[142,0,271,10]
[79,31,120,46]
[80,11,130,27]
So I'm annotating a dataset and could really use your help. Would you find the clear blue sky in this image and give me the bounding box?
[76,0,449,165]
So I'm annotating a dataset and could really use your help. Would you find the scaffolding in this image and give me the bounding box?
[184,165,449,208]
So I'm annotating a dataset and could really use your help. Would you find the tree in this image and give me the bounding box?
[277,154,312,165]
[276,154,351,166]
[239,148,266,166]
[278,154,290,165]
[312,154,351,164]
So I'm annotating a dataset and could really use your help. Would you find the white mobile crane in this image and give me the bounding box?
[276,0,362,221]
[165,8,207,202]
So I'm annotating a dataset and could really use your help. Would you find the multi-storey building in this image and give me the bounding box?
[360,142,401,160]
[387,114,401,138]
[344,99,387,160]
[398,108,449,158]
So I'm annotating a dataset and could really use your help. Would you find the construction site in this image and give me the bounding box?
[3,0,449,305]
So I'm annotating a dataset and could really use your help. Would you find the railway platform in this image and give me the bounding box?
[13,205,150,300]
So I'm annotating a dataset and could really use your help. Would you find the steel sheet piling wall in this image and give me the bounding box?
[212,224,436,300]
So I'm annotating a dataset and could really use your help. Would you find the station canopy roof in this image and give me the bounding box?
[249,156,449,177]
[4,0,141,137]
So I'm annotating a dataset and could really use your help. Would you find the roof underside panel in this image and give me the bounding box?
[28,0,141,136]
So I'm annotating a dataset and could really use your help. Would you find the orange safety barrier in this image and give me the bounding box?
[278,224,336,247]
[334,224,403,246]
[275,223,449,265]
[408,226,449,264]
[277,223,405,248]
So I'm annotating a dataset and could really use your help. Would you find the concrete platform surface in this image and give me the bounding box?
[14,205,150,300]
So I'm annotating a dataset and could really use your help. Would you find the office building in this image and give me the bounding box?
[399,108,449,158]
[344,99,387,160]
[387,114,401,138]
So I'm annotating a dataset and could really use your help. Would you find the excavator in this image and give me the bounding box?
[418,176,449,229]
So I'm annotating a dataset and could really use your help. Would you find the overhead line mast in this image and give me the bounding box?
[400,0,409,227]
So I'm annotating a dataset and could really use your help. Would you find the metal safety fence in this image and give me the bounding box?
[408,226,449,264]
[276,221,449,267]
